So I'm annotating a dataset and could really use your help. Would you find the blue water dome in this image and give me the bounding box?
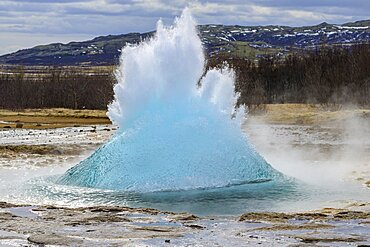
[58,9,281,192]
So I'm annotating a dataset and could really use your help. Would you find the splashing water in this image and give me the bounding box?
[58,9,281,192]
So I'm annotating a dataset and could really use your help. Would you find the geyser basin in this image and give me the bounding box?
[58,9,281,192]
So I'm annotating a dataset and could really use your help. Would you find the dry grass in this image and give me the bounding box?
[1,104,369,129]
[0,108,110,129]
[249,104,370,125]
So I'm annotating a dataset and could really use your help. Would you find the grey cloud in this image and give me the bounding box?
[249,0,370,8]
[6,0,91,3]
[0,0,368,54]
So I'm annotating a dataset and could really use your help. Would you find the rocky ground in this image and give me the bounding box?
[0,202,370,246]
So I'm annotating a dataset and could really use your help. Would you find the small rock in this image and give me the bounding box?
[50,149,63,155]
[172,214,199,221]
[28,233,82,245]
[165,239,170,243]
[184,224,205,229]
[16,123,23,128]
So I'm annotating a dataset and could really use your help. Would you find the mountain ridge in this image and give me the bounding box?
[1,20,369,66]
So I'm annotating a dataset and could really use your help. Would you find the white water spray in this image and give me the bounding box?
[58,9,280,192]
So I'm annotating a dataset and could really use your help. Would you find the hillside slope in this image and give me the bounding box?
[0,20,369,66]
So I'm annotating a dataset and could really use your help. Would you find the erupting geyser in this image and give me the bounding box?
[58,9,281,192]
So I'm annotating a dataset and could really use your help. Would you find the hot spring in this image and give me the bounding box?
[57,9,282,192]
[1,10,368,216]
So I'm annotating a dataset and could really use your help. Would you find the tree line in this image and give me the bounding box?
[207,43,370,108]
[0,43,369,110]
[0,67,114,110]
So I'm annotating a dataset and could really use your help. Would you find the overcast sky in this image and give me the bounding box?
[0,0,369,55]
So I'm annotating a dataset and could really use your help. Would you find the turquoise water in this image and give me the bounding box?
[57,106,281,192]
[12,174,367,216]
[30,176,299,215]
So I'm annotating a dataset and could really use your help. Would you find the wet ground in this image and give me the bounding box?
[0,125,114,169]
[0,202,369,246]
[0,116,369,246]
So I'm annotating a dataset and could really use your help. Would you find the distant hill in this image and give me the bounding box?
[0,20,369,66]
